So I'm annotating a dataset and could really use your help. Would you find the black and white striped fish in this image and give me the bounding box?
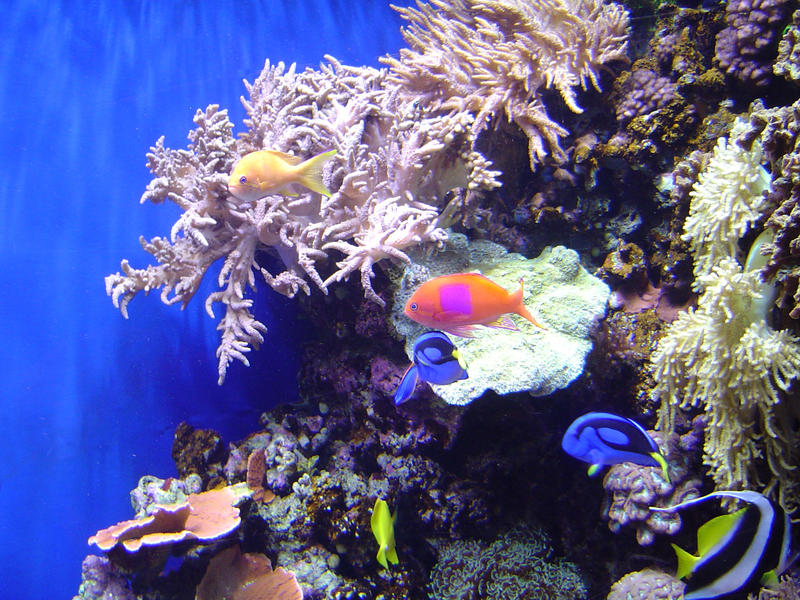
[651,490,793,600]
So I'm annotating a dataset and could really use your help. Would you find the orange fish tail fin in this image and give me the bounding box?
[298,149,337,196]
[511,278,547,330]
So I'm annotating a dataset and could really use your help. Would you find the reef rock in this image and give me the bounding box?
[392,235,610,404]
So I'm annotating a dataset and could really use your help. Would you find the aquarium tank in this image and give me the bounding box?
[3,0,800,599]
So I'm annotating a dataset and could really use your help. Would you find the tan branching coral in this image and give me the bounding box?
[653,259,800,508]
[89,484,250,552]
[381,0,630,167]
[196,545,302,600]
[106,57,500,383]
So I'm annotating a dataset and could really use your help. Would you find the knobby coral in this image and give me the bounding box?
[106,57,500,383]
[381,0,630,168]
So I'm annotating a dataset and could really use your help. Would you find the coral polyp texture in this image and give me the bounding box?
[106,57,501,383]
[381,0,630,168]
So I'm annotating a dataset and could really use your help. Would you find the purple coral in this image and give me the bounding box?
[72,555,135,600]
[715,0,790,86]
[602,426,703,545]
[616,69,678,124]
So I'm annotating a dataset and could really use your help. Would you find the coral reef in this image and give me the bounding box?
[383,0,630,168]
[73,555,138,600]
[428,525,587,599]
[714,0,790,87]
[602,427,702,545]
[391,235,610,404]
[106,56,500,383]
[775,9,800,83]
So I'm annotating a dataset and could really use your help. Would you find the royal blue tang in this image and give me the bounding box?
[394,331,468,405]
[561,412,669,480]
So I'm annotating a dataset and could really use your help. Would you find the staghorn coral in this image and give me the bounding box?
[602,427,702,546]
[428,525,587,600]
[381,0,630,168]
[106,57,501,383]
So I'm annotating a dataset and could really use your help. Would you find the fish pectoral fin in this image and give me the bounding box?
[761,569,779,588]
[485,315,519,331]
[671,543,699,580]
[394,365,419,405]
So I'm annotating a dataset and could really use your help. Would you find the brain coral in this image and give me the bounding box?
[428,525,587,600]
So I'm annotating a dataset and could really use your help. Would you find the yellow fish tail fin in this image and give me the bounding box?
[297,149,337,197]
[650,451,670,483]
[671,542,699,580]
[387,546,399,566]
[376,546,389,570]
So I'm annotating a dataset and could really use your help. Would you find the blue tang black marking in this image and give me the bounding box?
[561,412,669,480]
[394,331,468,405]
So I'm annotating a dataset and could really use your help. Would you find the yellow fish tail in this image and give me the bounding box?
[297,149,337,197]
[376,546,389,570]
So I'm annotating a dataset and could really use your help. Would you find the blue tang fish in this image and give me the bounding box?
[561,412,669,480]
[394,331,468,405]
[651,490,794,600]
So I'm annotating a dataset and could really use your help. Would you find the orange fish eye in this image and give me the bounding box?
[409,302,418,312]
[239,176,247,184]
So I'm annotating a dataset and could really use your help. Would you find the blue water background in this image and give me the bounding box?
[0,2,411,597]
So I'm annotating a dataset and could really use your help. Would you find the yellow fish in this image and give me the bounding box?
[370,498,398,570]
[227,149,336,201]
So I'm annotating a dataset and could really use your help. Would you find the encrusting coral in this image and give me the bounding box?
[382,0,630,168]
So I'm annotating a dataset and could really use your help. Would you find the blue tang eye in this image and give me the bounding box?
[239,176,247,184]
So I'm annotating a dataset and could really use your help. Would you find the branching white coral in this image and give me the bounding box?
[682,120,772,290]
[106,57,500,383]
[381,0,630,167]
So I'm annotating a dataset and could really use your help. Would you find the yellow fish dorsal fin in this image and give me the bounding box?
[696,507,747,556]
[263,149,303,166]
[671,543,700,580]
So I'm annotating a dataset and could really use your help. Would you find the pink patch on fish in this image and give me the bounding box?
[439,283,472,316]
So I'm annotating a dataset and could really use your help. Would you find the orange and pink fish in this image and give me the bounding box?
[227,149,336,201]
[404,272,546,337]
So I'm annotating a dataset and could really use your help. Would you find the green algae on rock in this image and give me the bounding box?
[392,235,610,405]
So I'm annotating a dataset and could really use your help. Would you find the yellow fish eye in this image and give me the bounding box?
[239,175,247,184]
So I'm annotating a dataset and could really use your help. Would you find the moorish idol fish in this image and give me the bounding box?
[394,331,468,405]
[561,412,669,480]
[650,490,793,600]
[404,273,546,337]
[370,498,399,570]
